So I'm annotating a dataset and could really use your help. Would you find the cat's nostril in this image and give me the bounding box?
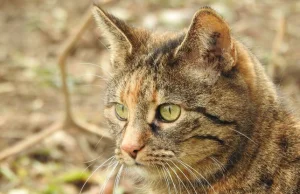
[133,150,138,154]
[120,144,144,159]
[127,148,139,159]
[130,149,139,159]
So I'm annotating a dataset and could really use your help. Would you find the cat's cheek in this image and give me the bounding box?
[178,138,219,162]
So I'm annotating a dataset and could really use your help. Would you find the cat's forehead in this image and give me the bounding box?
[108,34,184,102]
[118,67,158,106]
[137,32,186,68]
[146,32,185,59]
[106,32,212,107]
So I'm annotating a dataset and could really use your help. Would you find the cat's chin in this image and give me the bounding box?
[128,164,161,180]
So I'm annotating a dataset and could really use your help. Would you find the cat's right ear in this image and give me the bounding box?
[92,6,147,70]
[175,7,237,74]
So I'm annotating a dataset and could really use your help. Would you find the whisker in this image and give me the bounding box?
[176,159,207,191]
[160,164,171,194]
[169,160,198,194]
[80,62,103,69]
[79,156,115,194]
[163,163,178,194]
[80,60,113,79]
[229,128,257,145]
[83,154,103,164]
[166,162,189,194]
[81,154,106,177]
[76,73,109,82]
[93,135,104,151]
[99,161,119,194]
[209,156,226,176]
[177,159,216,194]
[97,38,110,51]
[113,165,124,194]
[153,163,166,190]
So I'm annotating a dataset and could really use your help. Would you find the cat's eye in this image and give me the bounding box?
[158,104,181,122]
[115,103,128,121]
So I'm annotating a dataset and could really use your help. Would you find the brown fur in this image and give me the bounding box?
[93,5,300,194]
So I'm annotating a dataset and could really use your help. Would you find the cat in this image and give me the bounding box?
[92,5,300,194]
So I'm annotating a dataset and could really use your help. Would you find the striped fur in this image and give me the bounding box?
[93,5,300,194]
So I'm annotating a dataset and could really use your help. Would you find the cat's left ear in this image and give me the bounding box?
[92,5,149,70]
[175,7,237,73]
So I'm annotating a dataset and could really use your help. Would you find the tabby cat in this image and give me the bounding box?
[92,5,300,194]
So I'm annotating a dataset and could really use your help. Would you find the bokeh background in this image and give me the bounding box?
[0,0,299,193]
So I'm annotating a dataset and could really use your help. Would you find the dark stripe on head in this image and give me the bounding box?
[169,117,201,135]
[146,34,185,66]
[194,107,236,125]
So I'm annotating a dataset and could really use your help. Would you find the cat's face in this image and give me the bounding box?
[93,6,256,181]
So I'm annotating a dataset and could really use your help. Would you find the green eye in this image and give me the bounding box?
[115,103,128,121]
[158,104,181,122]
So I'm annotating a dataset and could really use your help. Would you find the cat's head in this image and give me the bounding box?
[93,6,258,181]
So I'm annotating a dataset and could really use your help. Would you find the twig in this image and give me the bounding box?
[0,122,63,161]
[0,1,116,161]
[57,6,112,139]
[267,14,286,80]
[58,10,93,125]
[75,120,111,139]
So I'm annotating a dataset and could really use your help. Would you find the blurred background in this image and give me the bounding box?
[0,0,299,193]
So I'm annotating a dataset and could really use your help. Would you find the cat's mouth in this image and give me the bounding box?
[134,162,143,166]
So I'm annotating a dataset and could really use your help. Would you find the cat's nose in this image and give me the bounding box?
[120,126,149,159]
[121,143,144,159]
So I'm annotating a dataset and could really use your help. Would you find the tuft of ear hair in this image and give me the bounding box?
[92,6,133,65]
[92,5,149,70]
[175,7,237,73]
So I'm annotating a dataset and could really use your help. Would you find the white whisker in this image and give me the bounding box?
[230,128,257,145]
[76,73,109,82]
[100,161,119,194]
[80,62,103,69]
[163,163,178,194]
[113,165,124,194]
[209,156,226,176]
[83,154,102,164]
[160,164,171,194]
[177,159,207,191]
[177,159,216,194]
[79,156,115,194]
[97,38,110,51]
[93,135,105,151]
[169,160,198,194]
[166,162,189,194]
[81,155,105,177]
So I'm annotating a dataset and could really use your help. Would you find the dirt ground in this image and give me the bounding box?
[0,0,299,193]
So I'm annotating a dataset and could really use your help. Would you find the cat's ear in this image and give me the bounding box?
[175,7,237,72]
[92,6,147,69]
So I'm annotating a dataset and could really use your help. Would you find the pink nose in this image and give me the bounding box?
[121,143,144,159]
